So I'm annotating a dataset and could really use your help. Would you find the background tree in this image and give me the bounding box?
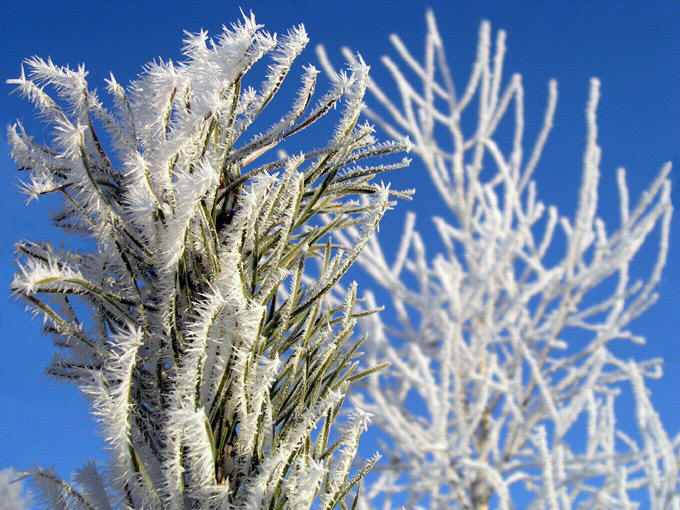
[318,11,679,509]
[8,14,409,508]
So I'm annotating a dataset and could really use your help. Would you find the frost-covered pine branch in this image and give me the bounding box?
[8,13,410,509]
[318,11,678,509]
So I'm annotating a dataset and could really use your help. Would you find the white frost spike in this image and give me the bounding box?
[176,408,227,503]
[13,258,85,296]
[236,354,281,464]
[18,466,92,510]
[72,460,112,510]
[239,390,344,510]
[321,408,372,508]
[285,458,327,509]
[161,157,219,269]
[81,324,144,502]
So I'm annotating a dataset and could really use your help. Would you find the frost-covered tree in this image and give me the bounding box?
[8,14,410,509]
[318,12,679,509]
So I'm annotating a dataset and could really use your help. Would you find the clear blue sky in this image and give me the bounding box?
[1,0,679,489]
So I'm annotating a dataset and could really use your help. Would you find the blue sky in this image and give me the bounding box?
[1,0,679,493]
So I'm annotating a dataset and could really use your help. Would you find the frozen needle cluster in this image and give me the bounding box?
[8,14,409,509]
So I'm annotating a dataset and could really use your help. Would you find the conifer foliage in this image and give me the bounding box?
[8,14,409,509]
